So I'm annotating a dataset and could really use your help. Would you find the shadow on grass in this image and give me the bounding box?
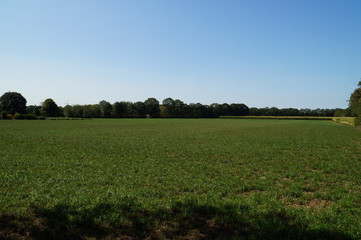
[0,199,356,240]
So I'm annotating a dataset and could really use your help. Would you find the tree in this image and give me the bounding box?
[0,92,27,114]
[112,102,126,118]
[99,100,112,118]
[348,81,361,126]
[125,102,136,117]
[349,81,361,117]
[26,105,41,116]
[134,101,146,118]
[41,98,60,117]
[230,103,249,116]
[173,99,187,117]
[58,106,65,117]
[249,107,260,116]
[210,103,222,117]
[82,105,101,118]
[144,98,160,117]
[162,98,175,117]
[280,108,300,116]
[63,105,75,117]
[72,105,84,118]
[334,108,349,117]
[189,103,212,118]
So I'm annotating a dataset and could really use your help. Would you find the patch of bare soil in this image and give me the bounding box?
[289,199,333,210]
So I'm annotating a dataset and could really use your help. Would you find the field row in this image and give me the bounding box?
[0,119,360,239]
[221,116,334,120]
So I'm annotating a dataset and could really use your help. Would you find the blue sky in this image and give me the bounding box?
[1,0,360,108]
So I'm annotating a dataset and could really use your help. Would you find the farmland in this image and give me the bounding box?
[1,119,361,239]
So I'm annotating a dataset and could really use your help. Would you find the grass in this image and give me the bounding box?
[0,119,360,239]
[220,116,333,120]
[332,117,357,126]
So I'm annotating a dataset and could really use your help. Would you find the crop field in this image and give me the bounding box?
[1,119,361,239]
[220,116,334,120]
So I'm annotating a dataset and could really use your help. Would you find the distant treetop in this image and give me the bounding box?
[0,91,27,114]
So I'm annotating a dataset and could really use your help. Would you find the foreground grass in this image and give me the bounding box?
[0,119,360,239]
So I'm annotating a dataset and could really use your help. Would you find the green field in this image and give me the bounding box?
[1,119,360,239]
[220,116,334,120]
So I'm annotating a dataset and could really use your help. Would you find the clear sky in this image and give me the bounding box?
[1,0,360,108]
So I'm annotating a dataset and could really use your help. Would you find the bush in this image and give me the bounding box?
[355,116,361,126]
[13,113,37,120]
[1,112,12,119]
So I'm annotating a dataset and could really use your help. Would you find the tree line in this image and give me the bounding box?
[40,98,250,118]
[0,93,250,119]
[347,81,361,125]
[249,107,337,117]
[0,91,352,119]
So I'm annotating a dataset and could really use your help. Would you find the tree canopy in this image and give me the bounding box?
[348,81,361,125]
[99,100,112,118]
[0,92,27,114]
[144,98,160,117]
[0,91,344,120]
[349,81,361,117]
[41,98,61,117]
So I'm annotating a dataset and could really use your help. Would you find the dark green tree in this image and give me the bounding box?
[173,99,187,117]
[134,101,146,118]
[90,105,101,118]
[58,106,65,117]
[82,105,101,118]
[348,81,361,126]
[280,108,300,116]
[249,107,261,116]
[144,98,160,117]
[26,105,41,116]
[99,100,112,118]
[125,102,136,117]
[63,105,75,117]
[41,98,60,117]
[334,108,349,117]
[0,92,27,114]
[72,105,85,118]
[230,103,249,116]
[349,81,361,117]
[189,103,212,118]
[210,103,222,117]
[113,102,129,118]
[162,98,175,117]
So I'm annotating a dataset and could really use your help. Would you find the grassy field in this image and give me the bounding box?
[332,117,357,126]
[0,119,360,239]
[220,116,333,120]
